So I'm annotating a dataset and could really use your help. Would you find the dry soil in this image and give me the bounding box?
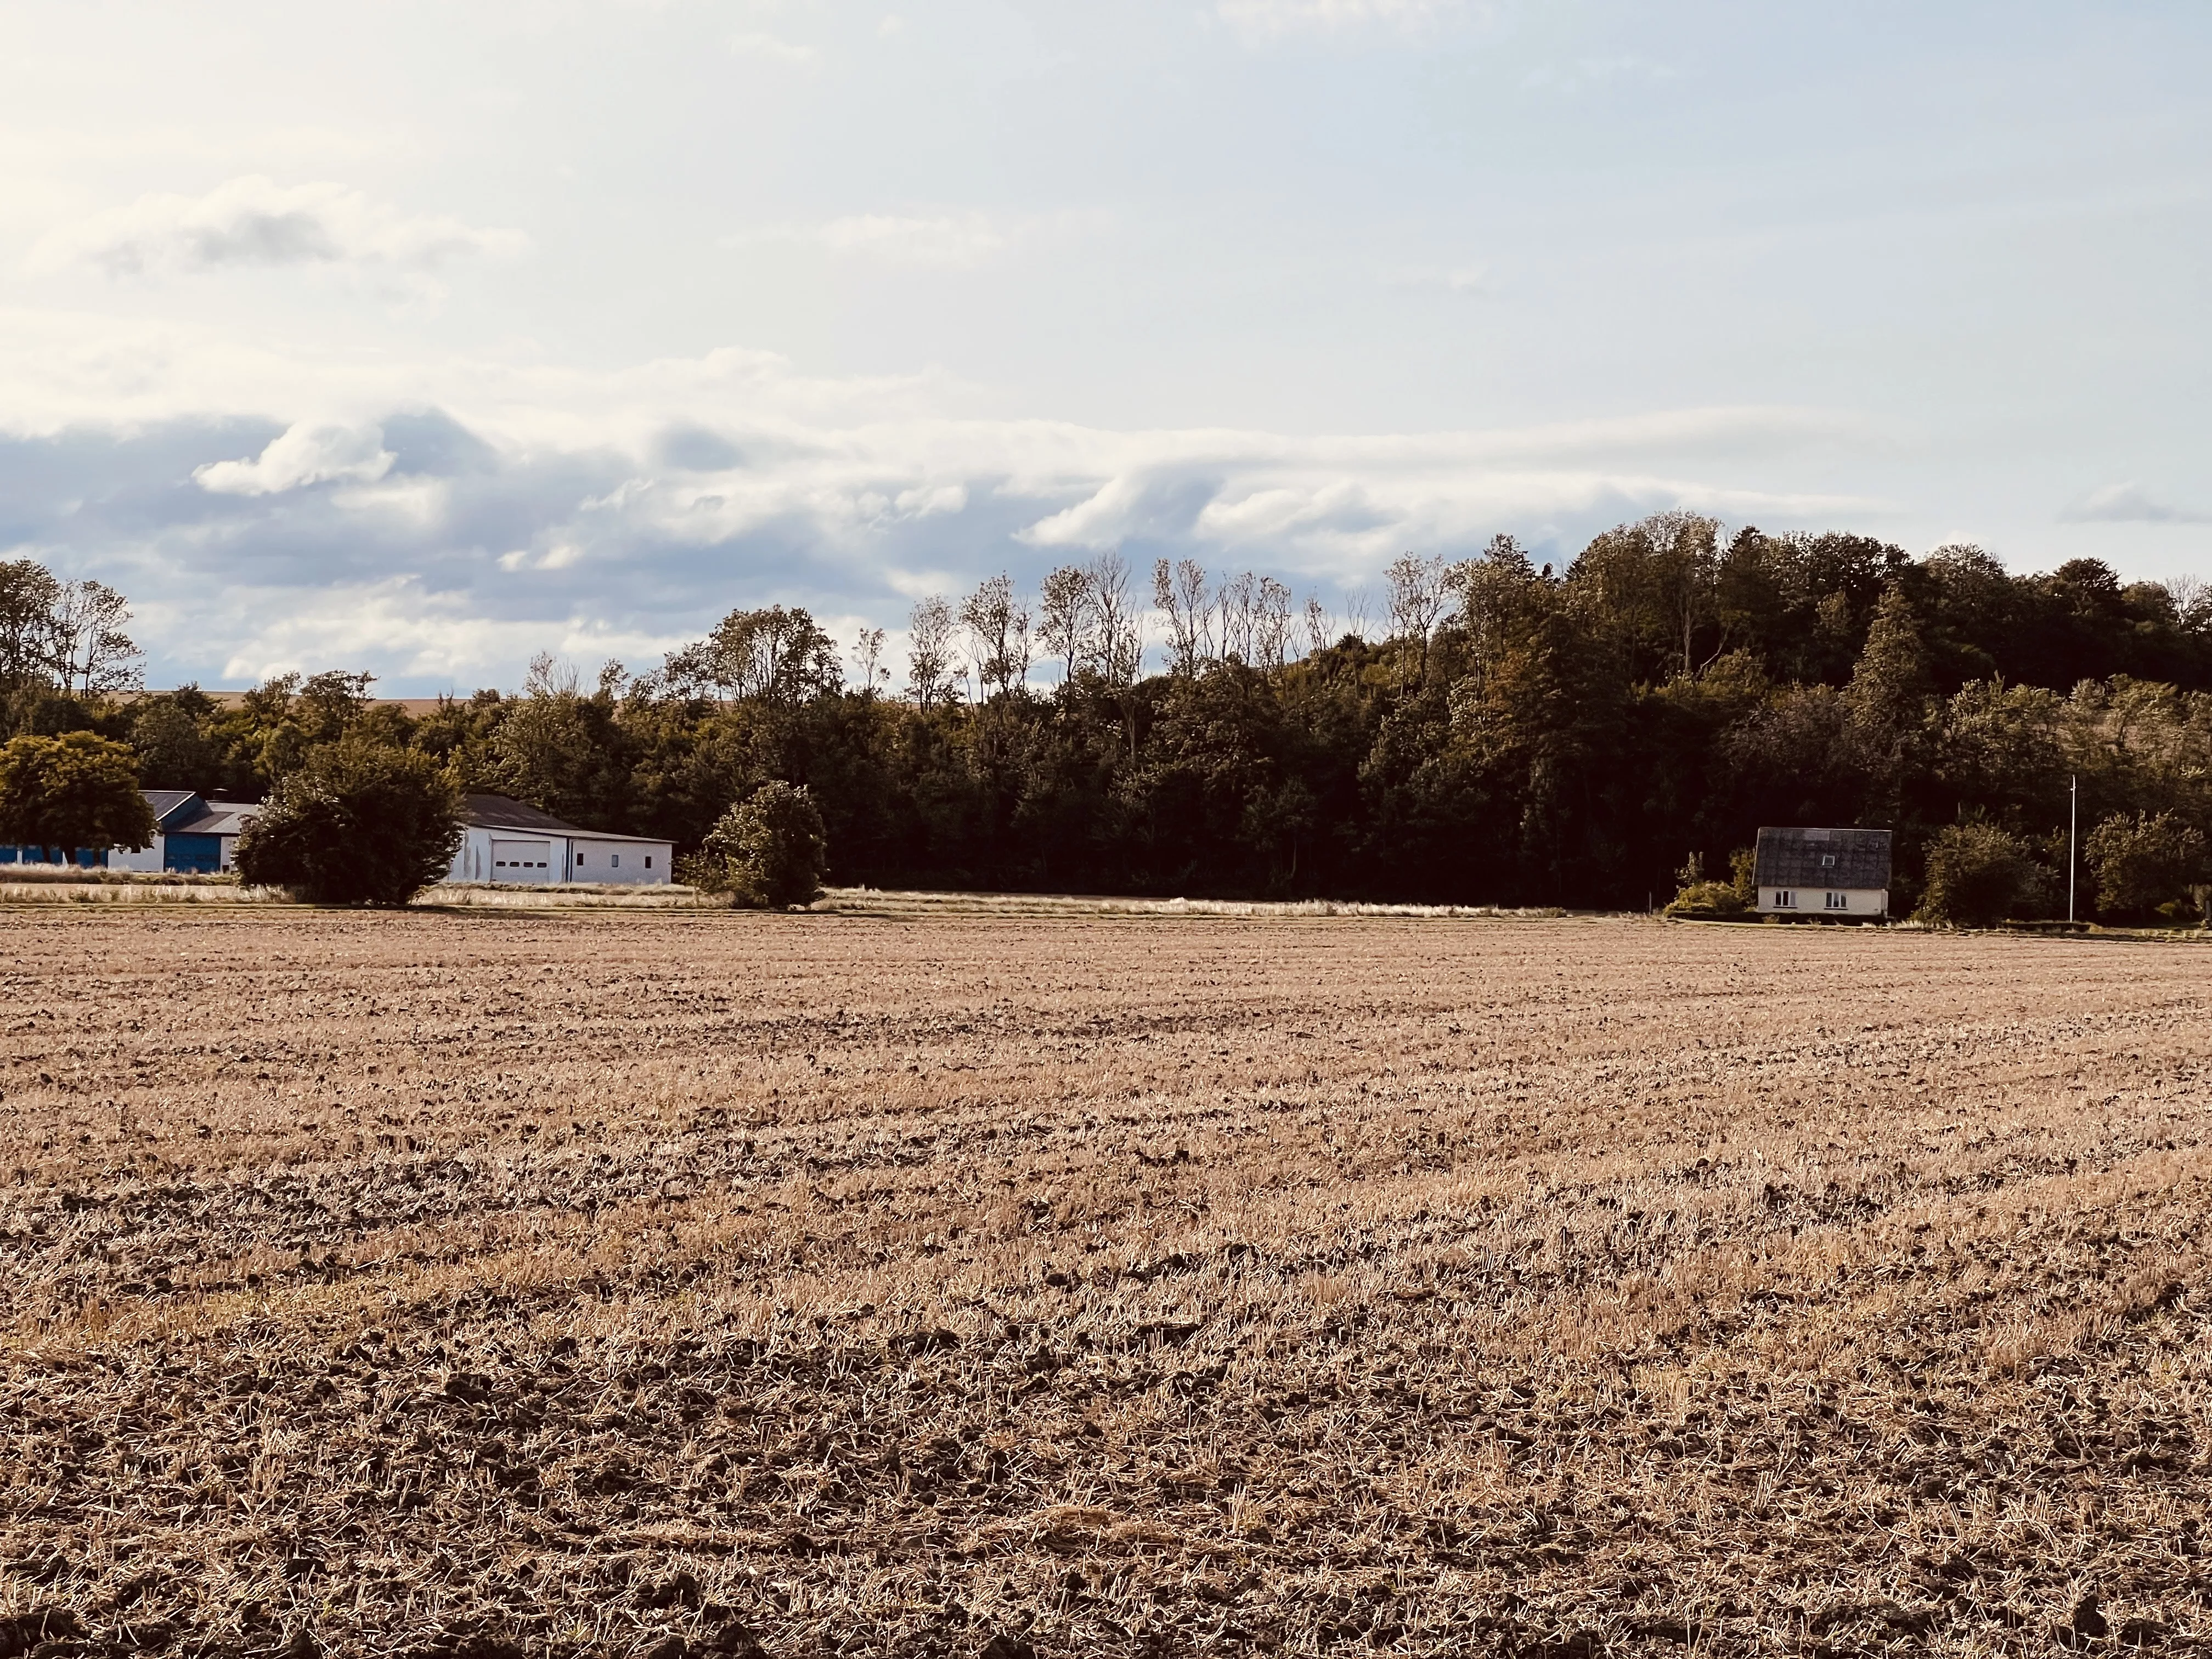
[1,910,2207,1657]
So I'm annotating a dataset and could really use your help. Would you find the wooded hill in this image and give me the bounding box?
[6,517,2209,915]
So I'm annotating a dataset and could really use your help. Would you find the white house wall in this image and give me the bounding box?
[1758,885,1887,916]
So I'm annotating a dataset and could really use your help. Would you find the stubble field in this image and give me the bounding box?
[1,909,2208,1658]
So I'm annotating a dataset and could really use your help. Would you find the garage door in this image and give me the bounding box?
[491,838,552,881]
[163,832,222,873]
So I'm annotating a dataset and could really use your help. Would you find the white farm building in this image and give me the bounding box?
[450,794,674,887]
[1753,826,1893,918]
[107,790,264,873]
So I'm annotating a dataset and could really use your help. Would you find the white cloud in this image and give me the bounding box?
[27,176,526,278]
[1014,475,1149,550]
[1383,262,1492,295]
[498,543,588,573]
[328,477,449,527]
[1521,55,1679,93]
[194,421,395,495]
[0,303,1901,686]
[730,213,1010,270]
[727,31,816,64]
[1020,460,1876,565]
[2059,482,2210,524]
[894,483,968,517]
[1215,0,1484,39]
[882,567,963,601]
[215,576,680,683]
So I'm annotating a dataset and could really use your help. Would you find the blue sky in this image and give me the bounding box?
[2,1,2207,691]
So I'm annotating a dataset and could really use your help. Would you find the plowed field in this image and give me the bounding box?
[1,911,2207,1657]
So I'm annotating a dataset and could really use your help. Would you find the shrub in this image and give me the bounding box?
[1664,849,1752,919]
[1665,881,1747,919]
[0,730,155,860]
[235,739,463,904]
[1915,822,2042,927]
[2084,810,2209,923]
[685,781,826,909]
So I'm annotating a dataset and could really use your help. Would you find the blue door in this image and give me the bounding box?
[165,833,221,873]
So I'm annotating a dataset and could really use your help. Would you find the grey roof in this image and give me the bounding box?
[1754,826,1893,889]
[463,794,672,845]
[143,789,202,829]
[170,802,261,837]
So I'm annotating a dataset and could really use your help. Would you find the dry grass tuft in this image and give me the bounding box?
[420,882,731,910]
[813,889,1566,921]
[0,878,289,905]
[0,912,2206,1656]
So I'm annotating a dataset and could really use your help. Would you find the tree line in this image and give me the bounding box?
[4,520,2210,919]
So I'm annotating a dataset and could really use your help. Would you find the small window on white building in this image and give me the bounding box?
[1775,889,1795,907]
[612,853,619,868]
[645,855,652,868]
[1825,890,1848,910]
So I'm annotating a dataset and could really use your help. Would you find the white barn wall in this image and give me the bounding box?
[447,825,674,886]
[567,837,667,884]
[104,834,243,872]
[110,841,165,872]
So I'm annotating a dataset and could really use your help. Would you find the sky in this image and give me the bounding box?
[1,0,2208,693]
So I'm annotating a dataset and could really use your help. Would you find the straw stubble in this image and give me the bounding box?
[0,911,2205,1656]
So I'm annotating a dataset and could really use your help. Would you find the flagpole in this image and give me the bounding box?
[2068,775,2078,924]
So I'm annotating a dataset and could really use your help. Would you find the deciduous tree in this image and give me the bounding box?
[686,780,827,908]
[0,730,155,861]
[1037,566,1094,687]
[905,596,960,705]
[234,738,464,904]
[2085,810,2207,922]
[959,574,1031,698]
[1916,822,2045,927]
[665,607,842,703]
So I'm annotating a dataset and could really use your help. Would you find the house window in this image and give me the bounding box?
[645,855,652,868]
[612,854,619,868]
[1825,891,1849,910]
[1820,854,1836,870]
[1775,889,1795,908]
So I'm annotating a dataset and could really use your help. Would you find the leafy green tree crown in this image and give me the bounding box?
[234,738,464,905]
[689,780,826,909]
[0,731,155,857]
[1915,822,2045,927]
[2085,810,2207,922]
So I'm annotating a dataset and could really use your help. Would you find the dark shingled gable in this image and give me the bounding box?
[464,793,589,835]
[1754,826,1893,889]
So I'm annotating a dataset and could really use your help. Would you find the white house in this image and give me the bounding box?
[106,790,264,873]
[1754,826,1892,918]
[450,794,674,886]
